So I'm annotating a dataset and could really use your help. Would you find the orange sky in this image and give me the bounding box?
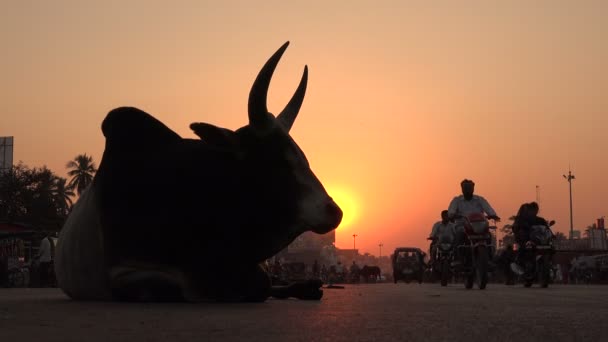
[2,1,608,256]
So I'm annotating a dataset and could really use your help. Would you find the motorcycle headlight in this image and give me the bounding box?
[469,221,489,234]
[440,243,452,251]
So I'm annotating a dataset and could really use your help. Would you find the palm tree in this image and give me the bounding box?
[499,215,517,237]
[66,154,97,196]
[584,224,597,239]
[53,177,75,216]
[0,163,30,222]
[29,166,65,229]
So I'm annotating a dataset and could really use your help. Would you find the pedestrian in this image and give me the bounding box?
[36,232,55,287]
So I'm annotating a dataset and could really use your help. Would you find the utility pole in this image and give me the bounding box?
[352,234,358,250]
[563,169,576,239]
[536,185,541,209]
[378,243,383,258]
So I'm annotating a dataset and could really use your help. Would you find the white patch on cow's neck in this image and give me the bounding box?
[55,186,111,300]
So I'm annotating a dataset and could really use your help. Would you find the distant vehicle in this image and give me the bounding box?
[392,247,424,284]
[359,265,381,283]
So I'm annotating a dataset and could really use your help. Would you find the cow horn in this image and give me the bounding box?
[277,66,307,132]
[248,41,292,130]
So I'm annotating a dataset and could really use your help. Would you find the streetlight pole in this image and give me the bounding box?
[378,243,383,258]
[352,234,358,250]
[563,169,576,239]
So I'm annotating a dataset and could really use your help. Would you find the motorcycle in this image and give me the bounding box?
[519,220,555,288]
[428,234,455,287]
[455,213,496,290]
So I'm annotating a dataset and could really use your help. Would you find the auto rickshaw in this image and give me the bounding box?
[392,247,424,284]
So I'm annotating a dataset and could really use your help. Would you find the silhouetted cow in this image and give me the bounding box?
[55,42,342,302]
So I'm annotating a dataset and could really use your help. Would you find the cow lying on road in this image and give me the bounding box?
[55,42,342,302]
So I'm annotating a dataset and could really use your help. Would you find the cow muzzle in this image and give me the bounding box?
[311,201,343,234]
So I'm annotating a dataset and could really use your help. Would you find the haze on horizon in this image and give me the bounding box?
[2,1,607,255]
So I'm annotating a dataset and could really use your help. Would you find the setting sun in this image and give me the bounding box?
[326,186,360,229]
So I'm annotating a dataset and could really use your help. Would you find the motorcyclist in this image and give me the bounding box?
[428,210,456,265]
[510,201,552,275]
[528,201,554,228]
[447,179,500,264]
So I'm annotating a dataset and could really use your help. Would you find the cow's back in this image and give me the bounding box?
[55,185,112,300]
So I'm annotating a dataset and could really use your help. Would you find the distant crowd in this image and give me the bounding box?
[266,259,383,285]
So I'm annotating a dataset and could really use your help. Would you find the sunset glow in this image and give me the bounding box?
[2,1,608,256]
[326,186,360,230]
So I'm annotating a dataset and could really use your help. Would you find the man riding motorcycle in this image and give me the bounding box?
[510,201,553,275]
[447,179,500,264]
[428,210,456,265]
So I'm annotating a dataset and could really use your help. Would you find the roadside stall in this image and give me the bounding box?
[0,223,37,287]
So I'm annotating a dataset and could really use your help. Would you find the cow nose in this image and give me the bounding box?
[326,201,343,226]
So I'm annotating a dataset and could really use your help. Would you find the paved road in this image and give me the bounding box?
[1,283,607,341]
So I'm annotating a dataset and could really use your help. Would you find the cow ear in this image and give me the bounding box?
[190,122,238,148]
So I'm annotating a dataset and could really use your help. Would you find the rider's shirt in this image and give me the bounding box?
[430,221,456,240]
[447,194,497,218]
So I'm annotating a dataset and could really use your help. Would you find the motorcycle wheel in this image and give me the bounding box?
[523,260,535,288]
[440,259,449,287]
[465,273,474,289]
[476,245,489,290]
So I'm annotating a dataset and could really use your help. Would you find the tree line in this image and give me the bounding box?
[0,154,96,232]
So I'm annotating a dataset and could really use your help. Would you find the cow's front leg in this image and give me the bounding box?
[237,264,273,302]
[270,279,323,300]
[187,264,272,302]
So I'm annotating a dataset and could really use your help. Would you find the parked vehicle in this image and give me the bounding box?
[392,247,424,284]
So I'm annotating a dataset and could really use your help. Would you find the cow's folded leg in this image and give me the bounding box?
[109,266,186,302]
[237,265,272,302]
[270,279,323,300]
[186,264,271,303]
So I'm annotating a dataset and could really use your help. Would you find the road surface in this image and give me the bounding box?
[1,283,607,341]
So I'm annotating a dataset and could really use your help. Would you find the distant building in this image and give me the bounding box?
[588,227,608,250]
[335,248,359,265]
[554,238,591,251]
[570,230,581,239]
[0,136,14,173]
[554,222,607,251]
[287,230,335,252]
[275,230,336,265]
